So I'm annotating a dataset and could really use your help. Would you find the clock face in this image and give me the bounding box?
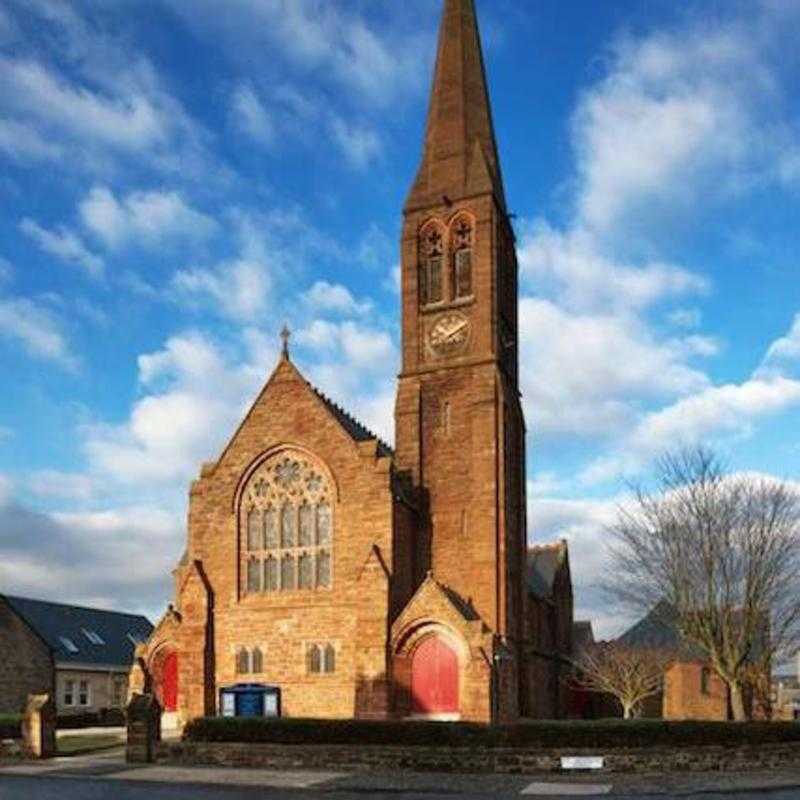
[429,312,470,356]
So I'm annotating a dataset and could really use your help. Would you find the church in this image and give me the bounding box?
[131,0,575,725]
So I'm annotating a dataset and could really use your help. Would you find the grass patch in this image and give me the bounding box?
[56,733,125,756]
[0,715,22,740]
[184,718,800,750]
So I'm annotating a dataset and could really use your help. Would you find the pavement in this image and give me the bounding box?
[4,748,800,798]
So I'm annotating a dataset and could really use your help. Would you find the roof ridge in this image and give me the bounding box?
[308,382,394,457]
[3,594,150,622]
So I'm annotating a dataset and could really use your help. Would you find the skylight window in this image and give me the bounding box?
[82,629,105,645]
[59,636,79,654]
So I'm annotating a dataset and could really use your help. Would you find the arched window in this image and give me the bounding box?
[239,451,334,595]
[419,223,444,306]
[236,648,250,675]
[324,644,336,674]
[308,644,322,674]
[450,216,473,300]
[251,647,264,674]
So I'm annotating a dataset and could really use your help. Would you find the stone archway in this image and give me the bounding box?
[150,648,179,729]
[411,635,459,716]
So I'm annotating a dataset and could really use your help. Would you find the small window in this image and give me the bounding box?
[59,636,79,654]
[236,648,250,675]
[701,667,711,695]
[79,680,90,707]
[264,508,279,549]
[308,644,322,674]
[426,257,443,304]
[454,248,472,298]
[82,628,105,645]
[299,505,314,547]
[252,647,264,674]
[324,644,336,674]
[63,680,74,707]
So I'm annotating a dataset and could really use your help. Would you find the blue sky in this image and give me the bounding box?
[0,0,799,636]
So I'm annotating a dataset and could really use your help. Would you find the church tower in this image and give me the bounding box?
[394,0,526,716]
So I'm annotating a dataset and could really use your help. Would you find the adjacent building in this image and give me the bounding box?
[0,594,152,716]
[132,0,575,725]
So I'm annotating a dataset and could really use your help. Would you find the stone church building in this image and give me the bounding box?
[132,0,574,724]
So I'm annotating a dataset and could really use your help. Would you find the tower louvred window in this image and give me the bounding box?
[420,224,445,306]
[240,451,334,595]
[451,217,474,300]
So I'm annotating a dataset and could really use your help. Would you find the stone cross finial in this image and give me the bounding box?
[280,324,291,358]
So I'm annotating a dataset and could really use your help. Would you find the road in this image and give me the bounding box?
[3,750,800,799]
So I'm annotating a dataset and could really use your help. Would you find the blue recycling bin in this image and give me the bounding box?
[219,683,281,718]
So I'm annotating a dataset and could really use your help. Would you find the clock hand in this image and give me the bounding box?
[445,321,467,341]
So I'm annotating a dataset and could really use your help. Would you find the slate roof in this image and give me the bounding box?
[617,602,705,659]
[526,541,568,599]
[310,384,394,458]
[2,595,153,669]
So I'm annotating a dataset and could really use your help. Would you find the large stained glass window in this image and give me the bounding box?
[240,451,334,595]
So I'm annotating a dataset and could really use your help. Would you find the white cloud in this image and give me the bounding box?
[0,57,168,150]
[571,21,796,237]
[0,118,63,161]
[79,186,217,250]
[583,376,800,485]
[231,83,276,146]
[668,307,702,329]
[172,259,271,322]
[20,218,104,278]
[0,474,12,506]
[303,281,371,316]
[165,0,429,109]
[329,116,382,169]
[759,314,800,374]
[0,296,77,370]
[28,470,99,502]
[519,298,711,436]
[83,331,267,488]
[518,221,707,312]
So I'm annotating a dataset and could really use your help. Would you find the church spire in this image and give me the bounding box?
[406,0,506,212]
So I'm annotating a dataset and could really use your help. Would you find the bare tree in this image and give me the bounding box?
[606,446,800,721]
[573,642,674,719]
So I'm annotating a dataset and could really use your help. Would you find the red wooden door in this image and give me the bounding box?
[161,652,178,712]
[411,636,458,714]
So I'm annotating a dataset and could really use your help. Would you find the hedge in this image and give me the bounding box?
[183,718,800,750]
[0,715,22,740]
[57,709,126,730]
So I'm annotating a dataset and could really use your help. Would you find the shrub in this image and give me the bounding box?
[57,708,126,730]
[0,715,22,740]
[183,717,800,750]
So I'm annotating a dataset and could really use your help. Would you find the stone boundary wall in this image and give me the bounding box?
[0,737,24,760]
[155,740,800,774]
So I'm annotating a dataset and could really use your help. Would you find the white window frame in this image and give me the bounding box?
[63,679,75,707]
[78,679,91,707]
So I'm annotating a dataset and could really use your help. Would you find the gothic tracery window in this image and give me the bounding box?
[451,216,474,300]
[241,451,334,595]
[419,223,445,306]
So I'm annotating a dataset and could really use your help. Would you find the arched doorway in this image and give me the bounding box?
[411,635,459,715]
[151,648,179,728]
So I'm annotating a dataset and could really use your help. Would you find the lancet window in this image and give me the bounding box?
[451,215,474,300]
[241,451,333,595]
[419,223,445,306]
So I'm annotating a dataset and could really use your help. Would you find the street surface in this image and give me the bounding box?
[3,749,800,799]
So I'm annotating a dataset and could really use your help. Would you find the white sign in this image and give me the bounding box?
[560,756,605,771]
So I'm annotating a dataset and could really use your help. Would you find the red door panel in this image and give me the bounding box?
[411,636,458,714]
[161,652,178,712]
